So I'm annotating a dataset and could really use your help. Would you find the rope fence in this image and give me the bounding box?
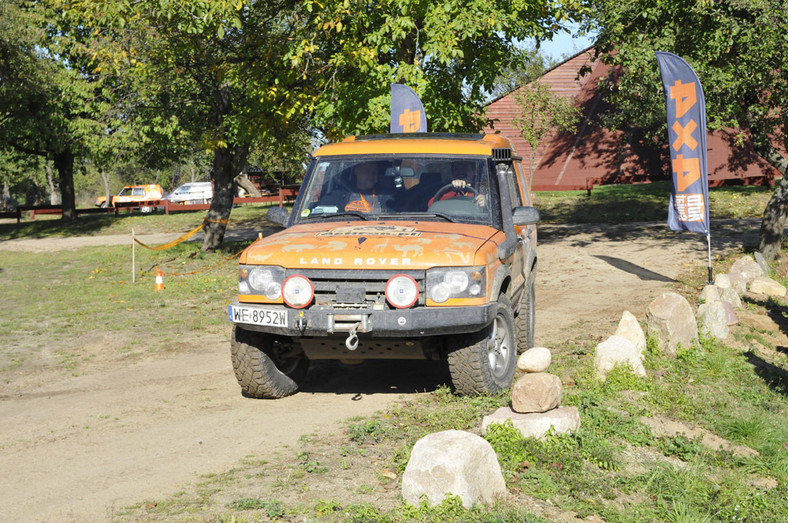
[131,218,244,283]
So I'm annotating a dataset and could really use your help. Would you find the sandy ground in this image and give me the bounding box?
[0,219,760,522]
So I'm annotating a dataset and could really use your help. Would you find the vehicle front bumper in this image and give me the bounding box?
[229,301,497,338]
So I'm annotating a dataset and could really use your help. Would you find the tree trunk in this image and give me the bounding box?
[756,143,788,261]
[46,161,58,205]
[202,144,248,252]
[235,172,261,197]
[54,149,77,221]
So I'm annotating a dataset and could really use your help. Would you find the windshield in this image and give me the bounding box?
[293,156,494,225]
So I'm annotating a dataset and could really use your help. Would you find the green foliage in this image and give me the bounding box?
[347,419,389,444]
[227,497,285,517]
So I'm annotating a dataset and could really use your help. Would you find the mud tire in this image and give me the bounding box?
[447,295,516,396]
[230,325,308,399]
[516,273,536,353]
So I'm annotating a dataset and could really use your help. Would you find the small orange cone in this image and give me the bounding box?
[154,267,164,291]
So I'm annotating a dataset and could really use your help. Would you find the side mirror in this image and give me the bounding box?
[512,206,540,226]
[266,206,290,227]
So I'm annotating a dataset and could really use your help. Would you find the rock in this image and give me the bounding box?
[517,347,552,373]
[402,430,506,508]
[646,292,699,356]
[754,251,770,277]
[482,406,581,439]
[614,310,647,355]
[714,273,732,289]
[748,276,787,297]
[511,373,562,414]
[729,272,747,295]
[719,285,743,309]
[594,335,647,380]
[729,255,764,293]
[699,284,721,303]
[697,301,729,340]
[722,301,739,325]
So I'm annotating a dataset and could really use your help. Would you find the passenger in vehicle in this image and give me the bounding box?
[320,162,393,213]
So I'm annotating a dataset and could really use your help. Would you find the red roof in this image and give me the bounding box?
[484,48,779,191]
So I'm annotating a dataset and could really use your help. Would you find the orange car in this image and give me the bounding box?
[228,133,539,398]
[96,184,163,213]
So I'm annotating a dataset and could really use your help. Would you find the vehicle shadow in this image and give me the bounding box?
[592,255,675,282]
[299,359,451,397]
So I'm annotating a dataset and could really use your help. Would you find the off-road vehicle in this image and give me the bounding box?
[229,133,539,398]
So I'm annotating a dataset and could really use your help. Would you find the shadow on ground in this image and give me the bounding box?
[299,359,451,397]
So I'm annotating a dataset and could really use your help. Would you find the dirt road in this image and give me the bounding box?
[0,220,758,521]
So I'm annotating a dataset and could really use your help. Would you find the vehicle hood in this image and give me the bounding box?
[241,221,503,270]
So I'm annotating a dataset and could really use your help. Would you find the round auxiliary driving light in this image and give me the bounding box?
[282,275,314,309]
[385,274,419,309]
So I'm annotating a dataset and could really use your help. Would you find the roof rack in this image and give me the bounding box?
[354,133,485,141]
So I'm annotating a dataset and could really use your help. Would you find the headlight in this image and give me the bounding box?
[282,275,314,309]
[426,267,486,303]
[238,265,284,300]
[385,274,419,309]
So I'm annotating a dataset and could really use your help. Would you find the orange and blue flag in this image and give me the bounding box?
[656,52,710,234]
[390,84,427,134]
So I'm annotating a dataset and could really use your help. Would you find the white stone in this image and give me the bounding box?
[511,373,562,414]
[714,273,732,289]
[594,335,647,380]
[754,251,770,277]
[699,285,721,303]
[748,276,787,297]
[697,301,729,340]
[720,286,742,309]
[646,292,699,356]
[729,255,764,293]
[482,406,581,439]
[402,430,506,508]
[614,310,647,355]
[516,347,552,373]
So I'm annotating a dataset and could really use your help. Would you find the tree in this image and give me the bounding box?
[512,81,581,190]
[67,0,315,250]
[290,0,588,137]
[589,0,788,260]
[0,0,120,220]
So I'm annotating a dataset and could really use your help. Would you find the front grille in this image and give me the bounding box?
[287,269,426,308]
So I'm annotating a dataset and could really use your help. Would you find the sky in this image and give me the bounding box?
[537,26,597,63]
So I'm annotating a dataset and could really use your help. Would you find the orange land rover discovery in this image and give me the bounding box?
[229,133,539,398]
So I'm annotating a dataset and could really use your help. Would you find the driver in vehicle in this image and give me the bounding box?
[428,160,487,207]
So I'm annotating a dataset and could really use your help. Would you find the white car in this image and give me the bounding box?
[165,182,213,204]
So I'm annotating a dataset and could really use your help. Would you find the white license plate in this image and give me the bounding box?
[229,305,288,327]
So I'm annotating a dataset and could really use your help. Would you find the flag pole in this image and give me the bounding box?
[706,231,712,285]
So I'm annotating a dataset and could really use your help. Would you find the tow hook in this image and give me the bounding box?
[345,323,360,351]
[295,312,307,332]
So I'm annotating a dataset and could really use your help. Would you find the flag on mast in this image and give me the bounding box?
[655,52,710,234]
[390,84,427,134]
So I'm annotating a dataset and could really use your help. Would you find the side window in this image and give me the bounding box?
[506,165,522,209]
[513,161,531,206]
[132,188,145,196]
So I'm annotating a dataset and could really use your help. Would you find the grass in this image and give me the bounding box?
[3,181,786,521]
[0,239,246,375]
[536,181,772,223]
[0,202,283,240]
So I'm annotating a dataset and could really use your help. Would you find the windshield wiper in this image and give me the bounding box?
[305,211,369,221]
[374,212,457,223]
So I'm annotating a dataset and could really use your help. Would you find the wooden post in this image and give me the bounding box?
[132,228,136,284]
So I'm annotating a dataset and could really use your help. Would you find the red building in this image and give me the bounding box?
[484,48,779,191]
